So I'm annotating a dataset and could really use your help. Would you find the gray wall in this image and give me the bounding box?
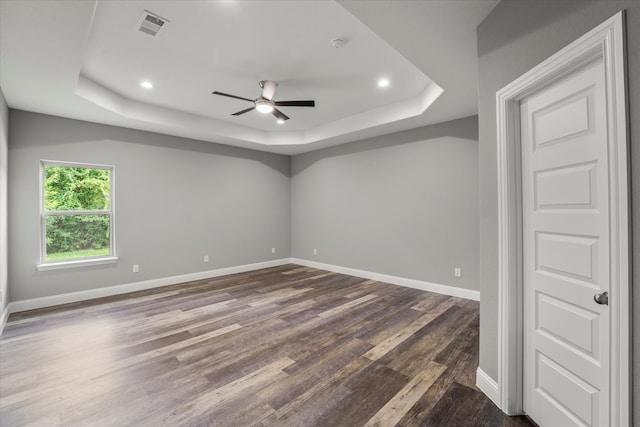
[0,89,7,313]
[292,116,479,291]
[8,110,291,301]
[477,0,639,420]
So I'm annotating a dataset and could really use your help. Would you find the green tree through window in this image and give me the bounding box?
[41,162,114,263]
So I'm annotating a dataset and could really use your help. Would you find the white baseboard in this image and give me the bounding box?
[290,258,480,301]
[5,258,291,318]
[476,367,500,408]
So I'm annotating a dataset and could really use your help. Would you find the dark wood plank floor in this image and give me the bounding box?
[0,265,534,426]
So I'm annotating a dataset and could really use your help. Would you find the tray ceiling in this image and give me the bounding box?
[0,0,499,154]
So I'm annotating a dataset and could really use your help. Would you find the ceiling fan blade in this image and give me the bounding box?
[274,100,315,107]
[232,106,256,116]
[212,91,254,103]
[271,108,290,121]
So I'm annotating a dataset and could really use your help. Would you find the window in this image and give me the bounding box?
[39,160,117,270]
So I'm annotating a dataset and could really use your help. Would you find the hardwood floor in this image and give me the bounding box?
[0,265,534,426]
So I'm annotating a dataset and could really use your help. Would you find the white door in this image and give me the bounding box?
[521,58,610,426]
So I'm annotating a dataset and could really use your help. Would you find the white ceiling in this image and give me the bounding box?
[0,0,499,155]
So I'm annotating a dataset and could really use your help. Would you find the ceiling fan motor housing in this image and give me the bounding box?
[260,80,278,100]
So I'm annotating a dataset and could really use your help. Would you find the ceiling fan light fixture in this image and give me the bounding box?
[255,99,274,113]
[276,119,285,124]
[212,81,315,121]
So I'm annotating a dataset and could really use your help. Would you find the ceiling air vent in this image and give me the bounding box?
[137,10,169,37]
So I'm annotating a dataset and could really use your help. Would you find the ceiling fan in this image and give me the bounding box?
[212,80,315,121]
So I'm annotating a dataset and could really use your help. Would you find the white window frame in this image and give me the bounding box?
[38,160,118,271]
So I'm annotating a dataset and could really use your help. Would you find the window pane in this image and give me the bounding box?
[45,166,111,211]
[45,214,110,261]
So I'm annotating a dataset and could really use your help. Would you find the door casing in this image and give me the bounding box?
[494,11,630,426]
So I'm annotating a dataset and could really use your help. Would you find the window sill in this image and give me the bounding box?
[37,256,119,271]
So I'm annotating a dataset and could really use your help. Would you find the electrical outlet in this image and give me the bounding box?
[133,264,139,273]
[271,248,276,254]
[204,255,209,263]
[313,248,318,255]
[454,267,461,277]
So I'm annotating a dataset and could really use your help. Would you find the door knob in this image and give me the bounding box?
[594,291,608,305]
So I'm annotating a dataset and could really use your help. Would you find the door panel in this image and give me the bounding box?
[532,89,593,147]
[536,293,600,359]
[536,352,599,425]
[522,59,609,427]
[534,162,598,210]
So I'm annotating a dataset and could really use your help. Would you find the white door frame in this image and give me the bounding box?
[495,11,630,425]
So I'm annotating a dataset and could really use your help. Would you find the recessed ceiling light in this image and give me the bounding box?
[378,79,390,88]
[330,38,346,48]
[276,119,285,124]
[140,81,154,89]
